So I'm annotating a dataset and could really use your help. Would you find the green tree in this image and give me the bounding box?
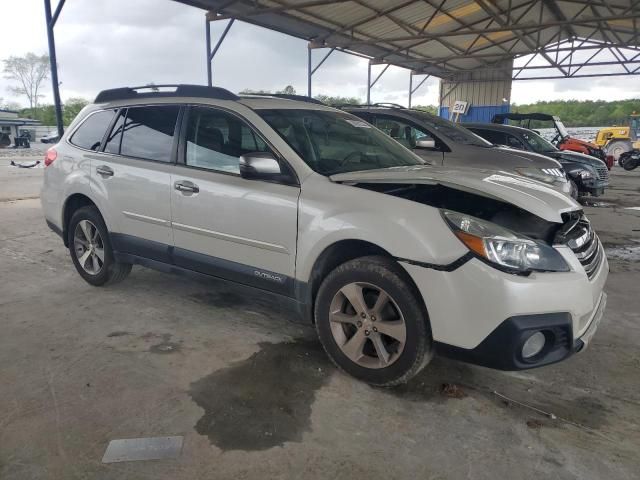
[239,88,272,94]
[313,94,362,106]
[510,99,640,127]
[278,85,296,95]
[412,104,438,115]
[2,53,50,117]
[63,97,89,125]
[19,98,89,126]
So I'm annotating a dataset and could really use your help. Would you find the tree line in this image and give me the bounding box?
[510,99,640,127]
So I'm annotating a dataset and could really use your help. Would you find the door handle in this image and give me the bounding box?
[96,165,114,177]
[174,180,199,194]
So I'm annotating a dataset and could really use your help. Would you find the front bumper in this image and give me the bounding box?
[580,180,607,197]
[401,251,608,370]
[435,292,606,370]
[574,176,608,196]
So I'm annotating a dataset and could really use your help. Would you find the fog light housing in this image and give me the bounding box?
[522,331,546,359]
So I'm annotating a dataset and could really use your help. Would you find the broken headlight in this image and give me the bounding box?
[515,167,566,185]
[442,210,569,274]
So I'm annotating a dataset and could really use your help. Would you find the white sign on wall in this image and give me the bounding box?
[451,100,470,115]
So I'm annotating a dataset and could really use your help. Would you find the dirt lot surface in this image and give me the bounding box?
[1,158,639,479]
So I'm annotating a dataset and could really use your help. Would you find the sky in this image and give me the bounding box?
[1,0,639,108]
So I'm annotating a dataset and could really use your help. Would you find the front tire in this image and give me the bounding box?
[606,140,632,161]
[314,256,432,386]
[68,206,131,286]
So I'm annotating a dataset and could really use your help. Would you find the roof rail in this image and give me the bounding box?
[94,84,239,103]
[246,93,326,105]
[334,103,407,110]
[373,102,407,109]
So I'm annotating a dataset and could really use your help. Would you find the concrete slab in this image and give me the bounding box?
[0,168,639,479]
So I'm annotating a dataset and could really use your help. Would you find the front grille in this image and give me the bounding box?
[595,165,609,181]
[556,214,603,280]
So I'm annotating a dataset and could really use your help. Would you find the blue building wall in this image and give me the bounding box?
[439,104,510,123]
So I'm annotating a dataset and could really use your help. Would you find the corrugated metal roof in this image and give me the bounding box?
[177,0,640,79]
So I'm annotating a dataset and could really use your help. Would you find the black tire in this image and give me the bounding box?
[623,155,639,171]
[67,206,131,286]
[314,255,432,387]
[606,140,632,161]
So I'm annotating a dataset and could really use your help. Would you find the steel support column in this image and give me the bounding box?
[205,18,212,87]
[408,72,429,108]
[205,15,234,86]
[367,62,389,105]
[307,47,312,97]
[44,0,65,137]
[366,63,371,104]
[307,46,335,97]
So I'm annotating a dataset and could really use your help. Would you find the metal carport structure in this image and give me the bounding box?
[44,0,640,133]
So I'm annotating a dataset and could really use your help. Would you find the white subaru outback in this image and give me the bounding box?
[41,85,608,386]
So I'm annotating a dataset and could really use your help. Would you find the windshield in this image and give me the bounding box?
[257,109,425,175]
[521,130,558,153]
[410,110,492,147]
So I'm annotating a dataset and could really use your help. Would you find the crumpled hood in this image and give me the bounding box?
[491,146,563,168]
[551,150,605,168]
[330,165,580,223]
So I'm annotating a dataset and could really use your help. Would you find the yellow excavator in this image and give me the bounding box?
[594,113,640,163]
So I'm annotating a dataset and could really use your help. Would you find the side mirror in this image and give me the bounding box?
[415,138,436,149]
[239,152,283,181]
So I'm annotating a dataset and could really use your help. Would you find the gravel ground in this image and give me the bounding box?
[0,165,639,480]
[0,147,47,158]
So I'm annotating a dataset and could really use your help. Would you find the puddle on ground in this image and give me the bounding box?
[189,339,332,451]
[580,200,616,208]
[150,341,181,354]
[189,287,298,322]
[107,331,131,338]
[531,396,611,430]
[605,245,640,263]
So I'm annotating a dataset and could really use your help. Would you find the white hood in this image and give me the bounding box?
[330,165,580,223]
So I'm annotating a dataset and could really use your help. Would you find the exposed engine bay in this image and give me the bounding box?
[353,182,577,245]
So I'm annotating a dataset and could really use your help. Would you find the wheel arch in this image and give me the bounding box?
[62,193,100,247]
[299,239,427,325]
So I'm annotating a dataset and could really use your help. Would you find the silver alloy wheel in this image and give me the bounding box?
[329,282,407,369]
[73,219,105,275]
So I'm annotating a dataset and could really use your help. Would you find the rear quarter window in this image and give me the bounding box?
[69,110,116,151]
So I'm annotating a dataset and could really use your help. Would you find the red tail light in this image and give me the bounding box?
[44,148,57,167]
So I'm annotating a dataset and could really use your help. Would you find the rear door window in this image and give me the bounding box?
[69,110,116,151]
[471,129,506,146]
[505,134,525,149]
[373,115,442,151]
[119,106,180,162]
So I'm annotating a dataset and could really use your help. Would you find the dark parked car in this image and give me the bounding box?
[40,131,60,143]
[342,104,573,197]
[466,123,609,197]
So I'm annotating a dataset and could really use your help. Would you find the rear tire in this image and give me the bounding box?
[68,206,131,286]
[314,256,432,386]
[622,153,639,171]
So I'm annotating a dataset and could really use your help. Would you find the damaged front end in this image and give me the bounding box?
[329,165,600,276]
